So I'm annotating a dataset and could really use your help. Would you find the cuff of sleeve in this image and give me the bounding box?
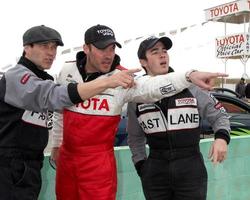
[185,69,197,83]
[135,160,146,177]
[215,129,230,144]
[67,83,82,104]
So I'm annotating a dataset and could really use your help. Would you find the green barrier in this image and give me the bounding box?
[39,136,250,200]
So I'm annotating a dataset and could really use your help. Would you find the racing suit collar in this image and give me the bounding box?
[17,56,54,81]
[75,51,121,82]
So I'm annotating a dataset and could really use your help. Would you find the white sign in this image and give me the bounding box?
[205,0,250,21]
[215,33,250,58]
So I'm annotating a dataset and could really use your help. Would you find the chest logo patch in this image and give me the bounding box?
[175,98,197,106]
[168,107,199,130]
[76,98,110,111]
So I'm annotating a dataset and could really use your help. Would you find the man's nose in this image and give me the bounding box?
[104,50,115,59]
[160,52,166,58]
[47,47,57,56]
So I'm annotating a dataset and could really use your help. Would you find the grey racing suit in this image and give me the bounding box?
[0,56,81,200]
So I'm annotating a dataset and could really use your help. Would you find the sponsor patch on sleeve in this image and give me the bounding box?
[160,84,176,95]
[215,102,222,110]
[20,73,31,84]
[214,102,227,113]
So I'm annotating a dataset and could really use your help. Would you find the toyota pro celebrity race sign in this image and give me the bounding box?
[216,33,250,58]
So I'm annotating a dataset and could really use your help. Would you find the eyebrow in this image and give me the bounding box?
[149,46,167,52]
[149,47,159,52]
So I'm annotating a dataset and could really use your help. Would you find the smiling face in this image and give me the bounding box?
[24,42,58,70]
[140,41,169,76]
[84,43,116,73]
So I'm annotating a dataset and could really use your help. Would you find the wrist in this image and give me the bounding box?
[100,76,111,89]
[215,129,230,144]
[185,69,197,83]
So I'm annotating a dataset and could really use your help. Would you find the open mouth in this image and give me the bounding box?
[102,61,112,66]
[160,62,167,66]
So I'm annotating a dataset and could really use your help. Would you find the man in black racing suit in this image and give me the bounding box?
[127,36,231,200]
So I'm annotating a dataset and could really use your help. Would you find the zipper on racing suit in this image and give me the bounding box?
[154,100,173,153]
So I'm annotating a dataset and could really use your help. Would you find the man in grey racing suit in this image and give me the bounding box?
[127,36,231,200]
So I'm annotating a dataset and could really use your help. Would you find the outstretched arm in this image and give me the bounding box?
[188,71,228,90]
[76,69,228,101]
[76,68,141,100]
[121,70,228,104]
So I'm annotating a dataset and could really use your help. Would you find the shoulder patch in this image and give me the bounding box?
[20,73,31,84]
[214,102,227,113]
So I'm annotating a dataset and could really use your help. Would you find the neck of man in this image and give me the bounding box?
[84,58,99,74]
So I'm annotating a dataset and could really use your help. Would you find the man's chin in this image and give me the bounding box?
[39,65,52,71]
[161,66,168,71]
[100,66,111,73]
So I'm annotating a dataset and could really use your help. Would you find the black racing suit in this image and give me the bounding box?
[127,85,230,200]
